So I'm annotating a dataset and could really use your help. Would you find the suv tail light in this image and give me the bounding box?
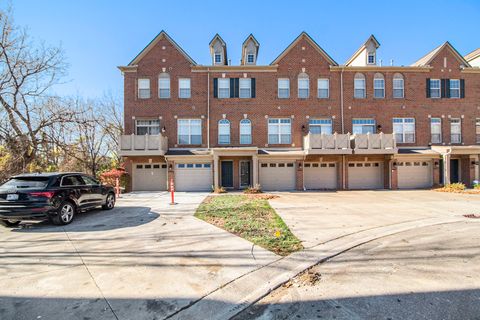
[29,191,55,199]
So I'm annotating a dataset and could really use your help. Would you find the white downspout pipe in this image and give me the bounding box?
[340,67,346,189]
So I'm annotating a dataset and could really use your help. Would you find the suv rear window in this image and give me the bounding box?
[0,177,50,190]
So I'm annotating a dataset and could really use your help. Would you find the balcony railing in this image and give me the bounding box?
[351,133,397,154]
[303,133,352,154]
[119,134,168,156]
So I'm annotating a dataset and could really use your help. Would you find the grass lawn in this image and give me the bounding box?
[195,194,303,256]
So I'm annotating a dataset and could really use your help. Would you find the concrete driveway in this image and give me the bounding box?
[269,190,480,247]
[0,192,278,320]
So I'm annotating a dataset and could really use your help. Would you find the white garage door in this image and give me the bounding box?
[398,161,433,189]
[304,162,337,190]
[348,162,384,189]
[133,163,167,191]
[259,162,296,191]
[175,163,212,191]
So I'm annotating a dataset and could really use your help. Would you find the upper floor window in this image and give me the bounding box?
[367,52,376,65]
[240,119,252,144]
[247,54,255,64]
[373,73,385,98]
[298,73,309,99]
[214,53,222,64]
[393,118,415,143]
[218,78,230,98]
[352,119,376,134]
[218,119,230,144]
[476,119,480,144]
[393,73,404,98]
[309,119,332,134]
[136,119,160,135]
[278,78,290,98]
[239,78,252,98]
[268,118,291,144]
[138,78,150,99]
[354,73,366,98]
[178,119,201,145]
[429,79,441,98]
[450,118,461,144]
[158,73,170,99]
[430,118,442,143]
[449,79,460,98]
[178,78,191,98]
[317,79,329,99]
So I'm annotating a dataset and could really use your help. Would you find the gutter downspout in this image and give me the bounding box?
[340,66,346,189]
[444,148,452,185]
[207,67,210,149]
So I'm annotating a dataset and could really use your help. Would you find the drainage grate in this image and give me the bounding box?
[463,214,480,219]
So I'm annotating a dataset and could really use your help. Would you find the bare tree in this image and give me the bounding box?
[98,92,124,164]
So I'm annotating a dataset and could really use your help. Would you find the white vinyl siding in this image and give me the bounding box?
[178,78,191,98]
[138,79,150,99]
[430,118,442,143]
[218,78,230,99]
[278,78,290,98]
[240,119,252,144]
[268,118,291,144]
[136,120,160,135]
[239,78,252,98]
[218,119,230,144]
[430,79,441,98]
[178,119,201,145]
[450,119,461,143]
[309,119,332,134]
[352,119,376,134]
[317,79,329,98]
[393,118,415,143]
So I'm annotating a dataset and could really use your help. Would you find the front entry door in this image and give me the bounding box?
[240,161,251,188]
[221,161,234,188]
[450,159,459,183]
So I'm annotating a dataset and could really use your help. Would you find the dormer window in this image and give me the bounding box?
[367,52,376,65]
[247,54,255,64]
[214,53,222,64]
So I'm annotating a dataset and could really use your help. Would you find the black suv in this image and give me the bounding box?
[0,173,116,227]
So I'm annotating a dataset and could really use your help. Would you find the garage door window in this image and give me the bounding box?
[268,118,291,144]
[178,119,202,145]
[393,118,415,143]
[309,119,332,134]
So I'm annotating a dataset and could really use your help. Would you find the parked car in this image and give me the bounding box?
[0,172,116,227]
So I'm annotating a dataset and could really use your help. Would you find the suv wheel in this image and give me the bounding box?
[0,220,21,227]
[52,201,76,225]
[102,193,115,210]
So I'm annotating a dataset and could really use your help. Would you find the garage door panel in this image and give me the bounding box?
[348,162,384,189]
[304,163,337,190]
[133,163,167,191]
[175,163,212,191]
[259,162,296,191]
[398,161,433,189]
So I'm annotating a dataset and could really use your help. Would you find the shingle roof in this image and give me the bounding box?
[464,48,480,62]
[411,42,470,67]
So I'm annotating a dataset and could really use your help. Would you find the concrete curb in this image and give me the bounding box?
[168,216,466,320]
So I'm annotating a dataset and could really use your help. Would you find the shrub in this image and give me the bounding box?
[243,184,262,194]
[474,183,480,190]
[444,183,466,191]
[213,186,227,194]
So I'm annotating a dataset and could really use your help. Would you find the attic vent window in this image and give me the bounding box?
[247,54,255,63]
[367,52,376,64]
[214,54,222,64]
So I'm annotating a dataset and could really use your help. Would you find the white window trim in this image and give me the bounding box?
[367,52,376,65]
[240,119,252,144]
[430,79,441,99]
[430,118,442,143]
[309,118,332,134]
[214,53,222,64]
[298,77,309,99]
[354,75,366,99]
[246,53,255,64]
[393,77,404,99]
[135,119,160,135]
[450,118,462,144]
[449,79,460,99]
[352,118,376,134]
[239,78,252,98]
[177,119,202,145]
[218,78,230,99]
[138,78,150,99]
[218,119,230,145]
[317,78,329,99]
[393,118,416,143]
[278,78,290,99]
[178,78,191,99]
[158,75,171,99]
[268,118,292,144]
[373,76,385,99]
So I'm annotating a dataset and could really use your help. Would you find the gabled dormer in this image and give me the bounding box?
[345,35,380,66]
[209,34,228,66]
[241,34,260,65]
[464,48,480,67]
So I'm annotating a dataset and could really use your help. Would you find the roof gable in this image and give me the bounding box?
[209,34,228,65]
[411,42,470,67]
[128,30,196,66]
[465,48,480,62]
[345,35,380,66]
[270,32,337,66]
[241,34,260,65]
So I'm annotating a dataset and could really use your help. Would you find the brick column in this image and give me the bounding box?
[433,159,441,186]
[337,156,344,190]
[167,160,175,192]
[461,156,475,187]
[124,158,133,193]
[390,159,398,190]
[252,155,259,187]
[296,160,304,191]
[385,156,395,189]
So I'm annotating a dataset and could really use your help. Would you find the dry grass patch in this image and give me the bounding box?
[195,195,302,256]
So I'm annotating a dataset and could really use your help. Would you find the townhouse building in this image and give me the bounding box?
[118,31,480,192]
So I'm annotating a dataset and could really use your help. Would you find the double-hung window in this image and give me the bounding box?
[367,52,376,65]
[352,119,376,134]
[278,78,290,98]
[298,75,309,98]
[179,78,191,98]
[476,119,480,144]
[393,118,415,143]
[309,119,332,134]
[247,54,255,64]
[450,119,461,143]
[138,79,150,99]
[177,119,201,145]
[393,74,404,98]
[449,79,460,98]
[158,74,170,99]
[218,119,230,144]
[239,78,252,98]
[240,119,252,144]
[317,79,329,98]
[430,118,442,143]
[429,79,441,98]
[218,78,230,98]
[136,120,160,135]
[268,118,291,144]
[354,73,366,98]
[373,74,385,98]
